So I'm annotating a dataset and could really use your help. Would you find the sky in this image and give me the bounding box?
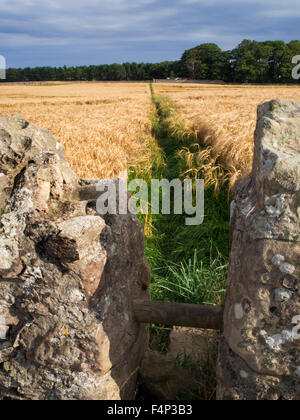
[0,0,299,68]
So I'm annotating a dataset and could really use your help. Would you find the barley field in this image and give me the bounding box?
[1,82,300,184]
[154,83,300,186]
[0,82,152,179]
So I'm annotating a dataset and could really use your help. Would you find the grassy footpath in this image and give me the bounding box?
[131,84,230,306]
[131,84,231,399]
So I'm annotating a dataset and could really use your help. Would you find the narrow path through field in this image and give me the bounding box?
[136,84,230,307]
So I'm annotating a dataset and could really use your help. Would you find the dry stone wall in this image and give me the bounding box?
[217,100,300,400]
[0,114,150,400]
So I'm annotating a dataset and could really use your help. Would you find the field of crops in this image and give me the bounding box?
[0,82,152,179]
[154,83,300,187]
[1,82,300,183]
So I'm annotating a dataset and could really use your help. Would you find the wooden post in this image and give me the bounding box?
[78,184,106,201]
[133,300,223,330]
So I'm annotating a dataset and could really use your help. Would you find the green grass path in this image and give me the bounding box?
[130,84,230,306]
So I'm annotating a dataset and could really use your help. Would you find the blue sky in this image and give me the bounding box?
[0,0,299,67]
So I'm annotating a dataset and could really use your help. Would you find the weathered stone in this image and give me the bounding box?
[218,100,300,400]
[217,338,300,400]
[0,114,150,400]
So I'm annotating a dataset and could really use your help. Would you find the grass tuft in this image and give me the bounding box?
[150,250,227,305]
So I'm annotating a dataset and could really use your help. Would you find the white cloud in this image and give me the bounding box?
[259,8,300,18]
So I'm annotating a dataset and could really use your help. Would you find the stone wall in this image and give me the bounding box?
[217,100,300,400]
[0,115,150,400]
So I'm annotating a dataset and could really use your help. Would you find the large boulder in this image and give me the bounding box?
[217,100,300,400]
[0,115,150,400]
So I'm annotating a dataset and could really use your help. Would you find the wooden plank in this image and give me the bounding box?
[78,185,104,201]
[133,299,223,330]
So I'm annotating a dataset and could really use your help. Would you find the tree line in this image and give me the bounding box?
[3,40,300,84]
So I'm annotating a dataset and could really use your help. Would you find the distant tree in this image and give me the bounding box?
[232,40,300,83]
[232,40,259,83]
[263,41,287,82]
[181,43,227,80]
[286,41,300,83]
[107,64,125,81]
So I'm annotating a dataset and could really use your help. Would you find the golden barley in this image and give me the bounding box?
[0,82,152,179]
[2,82,300,187]
[154,83,300,186]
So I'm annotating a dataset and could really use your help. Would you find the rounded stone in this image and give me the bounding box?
[280,263,296,275]
[272,254,285,266]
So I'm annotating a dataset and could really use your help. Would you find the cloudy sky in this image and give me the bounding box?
[0,0,299,67]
